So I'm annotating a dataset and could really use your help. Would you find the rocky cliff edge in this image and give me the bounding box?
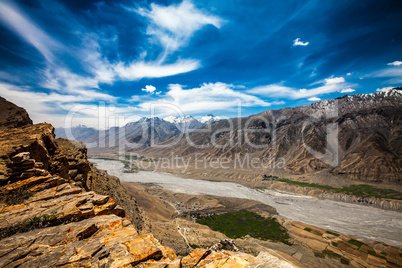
[0,123,301,267]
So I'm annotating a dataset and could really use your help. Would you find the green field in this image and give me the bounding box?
[275,179,402,200]
[196,210,291,245]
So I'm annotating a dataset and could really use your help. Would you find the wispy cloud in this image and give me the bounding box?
[370,62,402,84]
[133,0,223,54]
[308,97,321,101]
[248,77,351,99]
[137,82,270,115]
[0,0,212,117]
[0,1,61,62]
[293,38,309,46]
[114,59,200,80]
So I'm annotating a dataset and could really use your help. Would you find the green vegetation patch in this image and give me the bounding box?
[0,186,34,205]
[189,244,199,249]
[275,179,402,200]
[304,227,312,232]
[0,212,57,239]
[326,230,340,237]
[276,179,335,191]
[322,249,342,259]
[347,239,365,248]
[196,210,291,245]
[118,154,133,159]
[339,184,402,200]
[262,174,279,181]
[367,250,387,260]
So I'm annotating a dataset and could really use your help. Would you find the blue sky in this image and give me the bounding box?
[0,0,401,128]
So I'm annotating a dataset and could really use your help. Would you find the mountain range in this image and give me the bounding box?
[55,114,221,149]
[140,88,402,183]
[52,89,402,182]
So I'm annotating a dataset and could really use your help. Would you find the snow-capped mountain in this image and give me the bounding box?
[55,114,223,148]
[200,114,221,124]
[163,115,203,132]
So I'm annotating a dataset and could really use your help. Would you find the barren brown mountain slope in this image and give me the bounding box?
[139,88,402,183]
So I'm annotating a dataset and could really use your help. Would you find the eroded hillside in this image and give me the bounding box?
[140,89,402,183]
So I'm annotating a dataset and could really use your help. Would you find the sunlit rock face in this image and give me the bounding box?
[0,118,300,267]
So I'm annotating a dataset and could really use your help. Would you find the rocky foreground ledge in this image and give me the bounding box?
[0,123,301,267]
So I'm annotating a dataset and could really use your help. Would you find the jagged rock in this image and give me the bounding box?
[210,239,239,252]
[0,97,32,129]
[181,248,212,267]
[68,169,78,179]
[56,138,151,232]
[11,152,30,163]
[0,215,168,267]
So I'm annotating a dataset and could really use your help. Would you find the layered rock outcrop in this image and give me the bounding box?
[0,122,301,267]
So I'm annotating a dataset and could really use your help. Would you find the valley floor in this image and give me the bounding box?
[91,158,402,248]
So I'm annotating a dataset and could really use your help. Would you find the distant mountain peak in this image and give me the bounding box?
[200,114,221,124]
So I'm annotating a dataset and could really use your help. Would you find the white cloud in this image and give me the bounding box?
[387,61,402,66]
[135,0,223,53]
[142,85,157,94]
[0,1,204,86]
[137,82,271,115]
[376,86,394,92]
[114,59,200,80]
[308,97,321,101]
[0,82,145,128]
[340,88,355,93]
[293,38,309,46]
[0,2,61,62]
[248,77,349,99]
[325,77,345,84]
[346,72,351,76]
[370,64,402,84]
[130,95,141,102]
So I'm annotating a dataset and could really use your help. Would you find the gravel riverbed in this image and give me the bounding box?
[90,158,402,247]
